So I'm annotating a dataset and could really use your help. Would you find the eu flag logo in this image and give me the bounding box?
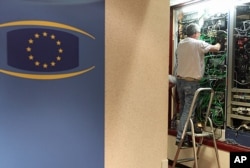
[7,28,79,72]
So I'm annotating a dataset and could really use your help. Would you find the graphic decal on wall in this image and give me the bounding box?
[0,0,104,168]
[0,20,95,80]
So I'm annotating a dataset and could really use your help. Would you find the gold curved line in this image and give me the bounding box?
[0,66,95,80]
[0,20,95,39]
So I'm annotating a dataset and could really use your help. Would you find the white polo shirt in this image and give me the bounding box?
[176,37,212,80]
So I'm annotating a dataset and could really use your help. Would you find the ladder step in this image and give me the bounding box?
[178,143,202,149]
[186,131,213,137]
[171,88,221,168]
[177,157,195,163]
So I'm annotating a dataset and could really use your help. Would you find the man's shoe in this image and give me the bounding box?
[194,126,202,134]
[175,141,193,147]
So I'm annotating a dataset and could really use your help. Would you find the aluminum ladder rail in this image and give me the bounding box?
[171,87,221,168]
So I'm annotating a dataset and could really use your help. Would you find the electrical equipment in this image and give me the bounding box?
[173,3,228,128]
[234,21,250,87]
[224,2,250,147]
[170,0,250,148]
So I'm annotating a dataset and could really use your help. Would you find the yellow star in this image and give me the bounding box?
[35,61,40,66]
[34,33,40,38]
[43,32,48,37]
[28,55,34,60]
[56,40,61,45]
[26,47,31,52]
[43,63,48,68]
[58,48,63,53]
[51,61,56,66]
[28,39,34,44]
[51,34,55,39]
[56,56,61,61]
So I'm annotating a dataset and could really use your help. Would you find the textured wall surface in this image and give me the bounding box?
[105,0,170,168]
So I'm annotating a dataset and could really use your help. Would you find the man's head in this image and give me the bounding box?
[186,23,201,39]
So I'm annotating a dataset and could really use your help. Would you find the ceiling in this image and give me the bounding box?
[170,0,195,6]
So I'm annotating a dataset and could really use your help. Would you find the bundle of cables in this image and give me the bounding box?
[195,90,225,127]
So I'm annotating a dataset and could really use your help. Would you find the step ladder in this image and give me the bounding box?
[171,88,220,168]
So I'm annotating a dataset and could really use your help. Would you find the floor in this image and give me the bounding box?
[168,160,190,168]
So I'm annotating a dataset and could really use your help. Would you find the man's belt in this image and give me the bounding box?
[177,76,199,81]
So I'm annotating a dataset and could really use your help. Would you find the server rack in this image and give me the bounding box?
[170,0,250,147]
[171,0,228,130]
[226,2,250,146]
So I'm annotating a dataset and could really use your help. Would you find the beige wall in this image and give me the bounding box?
[105,0,170,168]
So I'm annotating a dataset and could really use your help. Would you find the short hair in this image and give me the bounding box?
[186,23,200,37]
